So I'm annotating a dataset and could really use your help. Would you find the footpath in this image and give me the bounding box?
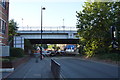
[2,57,54,79]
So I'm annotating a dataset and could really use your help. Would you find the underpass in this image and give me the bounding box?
[29,39,79,44]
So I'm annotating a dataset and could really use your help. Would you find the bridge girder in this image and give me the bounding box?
[29,39,79,44]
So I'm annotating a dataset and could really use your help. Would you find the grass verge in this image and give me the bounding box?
[95,53,120,61]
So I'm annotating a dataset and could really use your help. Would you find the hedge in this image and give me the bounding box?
[10,48,24,57]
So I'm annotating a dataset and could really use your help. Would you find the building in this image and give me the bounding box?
[0,0,9,57]
[0,0,9,46]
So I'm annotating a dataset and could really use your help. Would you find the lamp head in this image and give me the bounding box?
[42,7,46,10]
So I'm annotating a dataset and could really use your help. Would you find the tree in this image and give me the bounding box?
[76,2,120,57]
[9,19,18,37]
[8,19,18,47]
[24,39,33,54]
[112,2,120,50]
[24,39,33,49]
[34,44,48,49]
[42,44,48,49]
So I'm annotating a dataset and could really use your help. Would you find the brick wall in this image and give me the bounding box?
[0,1,9,46]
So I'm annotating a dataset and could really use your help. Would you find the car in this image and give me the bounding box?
[49,50,56,57]
[42,51,51,57]
[66,48,74,52]
[65,45,76,52]
[55,50,65,56]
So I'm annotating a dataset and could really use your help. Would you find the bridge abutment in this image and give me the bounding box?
[14,36,24,49]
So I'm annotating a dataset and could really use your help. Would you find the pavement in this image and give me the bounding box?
[2,57,54,79]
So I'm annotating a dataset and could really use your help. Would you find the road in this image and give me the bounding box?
[54,57,119,79]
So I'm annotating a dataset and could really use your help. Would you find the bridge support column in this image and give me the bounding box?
[68,33,74,38]
[14,36,24,50]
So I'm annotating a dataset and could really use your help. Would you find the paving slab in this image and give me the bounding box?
[2,57,54,79]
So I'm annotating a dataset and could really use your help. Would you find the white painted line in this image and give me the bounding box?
[0,68,14,72]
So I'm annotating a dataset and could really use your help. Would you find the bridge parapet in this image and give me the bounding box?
[18,26,78,31]
[17,30,77,34]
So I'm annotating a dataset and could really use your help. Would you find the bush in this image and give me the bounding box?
[97,53,120,61]
[10,48,24,57]
[0,58,10,62]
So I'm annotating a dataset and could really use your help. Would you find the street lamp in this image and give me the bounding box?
[40,7,45,60]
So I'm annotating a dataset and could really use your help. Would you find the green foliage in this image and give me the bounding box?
[0,57,17,62]
[76,2,120,57]
[0,58,10,62]
[34,44,48,49]
[24,39,33,54]
[48,44,56,49]
[8,57,17,61]
[24,39,33,49]
[10,48,24,57]
[97,53,120,61]
[8,19,18,46]
[42,44,48,49]
[8,19,18,37]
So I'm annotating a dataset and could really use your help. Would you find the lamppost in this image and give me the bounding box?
[40,6,45,60]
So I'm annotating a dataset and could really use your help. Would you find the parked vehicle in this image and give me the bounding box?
[42,51,51,57]
[64,45,76,52]
[49,50,56,57]
[64,45,78,56]
[55,50,65,56]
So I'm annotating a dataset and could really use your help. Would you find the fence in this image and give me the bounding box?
[51,59,61,79]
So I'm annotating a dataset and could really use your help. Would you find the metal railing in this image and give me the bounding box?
[18,26,78,31]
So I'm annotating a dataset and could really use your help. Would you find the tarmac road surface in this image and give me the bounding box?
[54,57,119,79]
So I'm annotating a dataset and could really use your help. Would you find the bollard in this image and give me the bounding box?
[36,57,38,63]
[51,59,61,79]
[35,53,39,63]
